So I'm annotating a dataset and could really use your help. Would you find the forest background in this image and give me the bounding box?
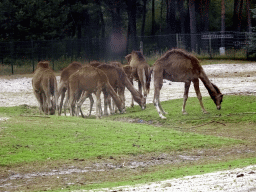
[1,0,256,74]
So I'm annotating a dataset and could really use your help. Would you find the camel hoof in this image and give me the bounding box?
[182,111,188,115]
[159,114,167,119]
[203,111,209,114]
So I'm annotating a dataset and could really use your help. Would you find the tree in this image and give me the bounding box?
[246,0,252,32]
[166,0,176,34]
[152,0,156,35]
[189,0,197,51]
[177,0,186,34]
[233,0,244,31]
[141,0,148,37]
[126,0,137,50]
[198,0,210,32]
[0,0,70,41]
[221,0,225,47]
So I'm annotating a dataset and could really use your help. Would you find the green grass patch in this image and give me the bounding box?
[110,95,256,125]
[1,95,256,191]
[0,105,240,166]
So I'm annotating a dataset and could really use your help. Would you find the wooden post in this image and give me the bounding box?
[140,41,143,54]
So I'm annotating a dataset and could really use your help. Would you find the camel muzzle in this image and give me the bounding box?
[217,106,221,110]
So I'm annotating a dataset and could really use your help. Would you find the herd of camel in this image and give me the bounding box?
[32,48,223,119]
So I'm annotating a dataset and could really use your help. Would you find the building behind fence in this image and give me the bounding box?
[0,31,254,75]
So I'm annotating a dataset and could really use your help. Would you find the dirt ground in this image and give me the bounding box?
[1,63,256,191]
[1,63,256,111]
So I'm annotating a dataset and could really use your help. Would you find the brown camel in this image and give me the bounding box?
[32,61,57,115]
[58,62,80,114]
[153,49,223,119]
[96,64,146,115]
[68,65,124,118]
[57,62,95,117]
[125,51,151,107]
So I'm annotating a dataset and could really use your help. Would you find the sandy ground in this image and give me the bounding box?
[1,63,256,191]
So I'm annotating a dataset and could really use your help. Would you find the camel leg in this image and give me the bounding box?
[130,78,135,107]
[193,79,208,114]
[137,68,147,97]
[34,90,44,114]
[118,87,126,113]
[85,94,93,116]
[42,93,48,115]
[95,89,102,118]
[103,92,110,116]
[63,91,69,116]
[153,76,167,119]
[58,90,65,115]
[76,91,89,117]
[182,81,191,115]
[69,89,78,116]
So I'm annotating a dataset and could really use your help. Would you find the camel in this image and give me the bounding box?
[153,48,223,119]
[32,61,58,115]
[68,65,124,118]
[57,62,95,117]
[58,62,81,115]
[96,63,146,115]
[125,51,151,106]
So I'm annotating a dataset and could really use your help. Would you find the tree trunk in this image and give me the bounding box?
[221,0,225,47]
[200,0,210,32]
[152,0,156,35]
[247,0,252,32]
[141,0,147,38]
[166,0,176,34]
[189,0,197,52]
[177,0,186,34]
[233,0,244,31]
[126,0,137,50]
[96,0,105,38]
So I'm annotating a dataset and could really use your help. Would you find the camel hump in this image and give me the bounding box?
[159,49,200,65]
[131,50,145,60]
[89,61,102,67]
[109,61,123,68]
[125,54,132,64]
[37,61,50,69]
[69,62,82,68]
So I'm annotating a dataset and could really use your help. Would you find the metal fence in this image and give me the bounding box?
[0,31,254,75]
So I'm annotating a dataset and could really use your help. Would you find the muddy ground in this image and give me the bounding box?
[1,63,256,191]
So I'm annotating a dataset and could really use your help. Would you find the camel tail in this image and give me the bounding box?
[105,83,123,113]
[49,77,57,110]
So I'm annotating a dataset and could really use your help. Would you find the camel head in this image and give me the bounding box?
[44,100,56,115]
[125,54,132,65]
[211,83,223,110]
[140,96,146,110]
[214,94,223,110]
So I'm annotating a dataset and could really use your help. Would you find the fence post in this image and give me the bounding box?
[31,40,35,72]
[10,41,14,75]
[209,35,212,59]
[140,41,143,54]
[176,34,179,48]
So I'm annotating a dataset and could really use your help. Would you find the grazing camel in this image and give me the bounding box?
[68,65,124,118]
[125,51,151,108]
[57,62,95,117]
[32,61,57,115]
[58,62,81,114]
[96,64,146,115]
[126,51,151,98]
[153,49,223,119]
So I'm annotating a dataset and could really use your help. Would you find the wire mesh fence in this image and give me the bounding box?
[0,31,254,75]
